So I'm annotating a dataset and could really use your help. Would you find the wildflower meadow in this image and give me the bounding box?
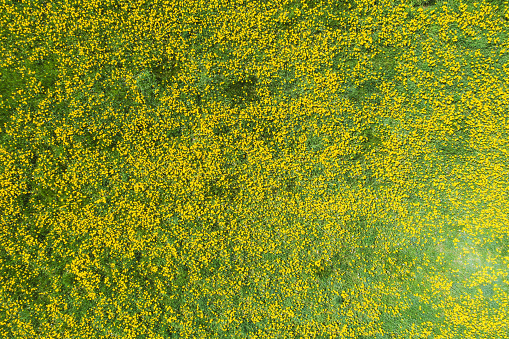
[0,0,508,338]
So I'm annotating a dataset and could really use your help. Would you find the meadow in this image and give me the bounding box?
[0,0,509,338]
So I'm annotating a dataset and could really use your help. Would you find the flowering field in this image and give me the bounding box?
[1,0,509,338]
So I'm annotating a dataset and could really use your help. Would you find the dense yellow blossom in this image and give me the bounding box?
[0,0,508,338]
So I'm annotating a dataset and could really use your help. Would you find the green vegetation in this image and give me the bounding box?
[1,0,509,338]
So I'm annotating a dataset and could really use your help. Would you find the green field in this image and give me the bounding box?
[1,0,509,338]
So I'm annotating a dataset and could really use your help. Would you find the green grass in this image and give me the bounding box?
[1,0,509,338]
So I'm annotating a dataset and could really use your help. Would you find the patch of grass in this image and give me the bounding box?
[221,74,260,109]
[318,0,358,32]
[150,55,182,89]
[369,45,405,82]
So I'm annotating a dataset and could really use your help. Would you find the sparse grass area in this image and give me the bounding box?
[1,0,509,338]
